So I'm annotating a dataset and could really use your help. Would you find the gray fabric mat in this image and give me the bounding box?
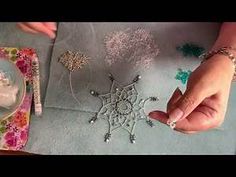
[1,22,236,154]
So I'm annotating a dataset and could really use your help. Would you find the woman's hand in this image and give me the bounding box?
[17,22,57,39]
[149,54,234,134]
[149,22,236,134]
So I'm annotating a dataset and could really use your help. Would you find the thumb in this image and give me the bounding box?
[167,85,208,124]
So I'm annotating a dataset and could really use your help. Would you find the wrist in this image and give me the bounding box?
[200,47,236,80]
[206,54,235,79]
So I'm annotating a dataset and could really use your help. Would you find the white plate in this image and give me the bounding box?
[0,59,26,121]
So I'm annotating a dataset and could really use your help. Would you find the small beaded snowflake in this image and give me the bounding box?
[175,68,192,84]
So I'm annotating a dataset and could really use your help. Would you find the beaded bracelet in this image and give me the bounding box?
[199,46,236,81]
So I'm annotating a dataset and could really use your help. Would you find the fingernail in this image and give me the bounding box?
[168,108,183,123]
[148,112,156,118]
[148,111,162,121]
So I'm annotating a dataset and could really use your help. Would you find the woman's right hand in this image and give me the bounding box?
[149,54,234,134]
[149,22,236,134]
[17,22,57,39]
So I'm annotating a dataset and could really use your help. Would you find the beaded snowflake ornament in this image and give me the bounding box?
[89,73,159,144]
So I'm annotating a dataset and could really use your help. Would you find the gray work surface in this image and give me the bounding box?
[1,22,235,154]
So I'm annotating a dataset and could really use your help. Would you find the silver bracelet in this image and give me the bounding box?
[199,46,236,81]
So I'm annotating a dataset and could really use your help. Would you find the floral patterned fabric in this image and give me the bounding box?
[0,47,35,150]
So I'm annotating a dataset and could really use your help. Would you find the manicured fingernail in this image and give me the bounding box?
[168,108,183,123]
[148,112,157,119]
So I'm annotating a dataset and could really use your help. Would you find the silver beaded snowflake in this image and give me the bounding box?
[89,73,159,144]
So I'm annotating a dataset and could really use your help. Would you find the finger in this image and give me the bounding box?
[167,87,183,114]
[25,22,56,38]
[17,23,39,34]
[148,110,204,133]
[174,107,219,132]
[43,22,57,31]
[148,110,200,133]
[168,85,208,124]
[148,111,168,125]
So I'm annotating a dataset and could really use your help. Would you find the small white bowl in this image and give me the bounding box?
[0,59,26,121]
